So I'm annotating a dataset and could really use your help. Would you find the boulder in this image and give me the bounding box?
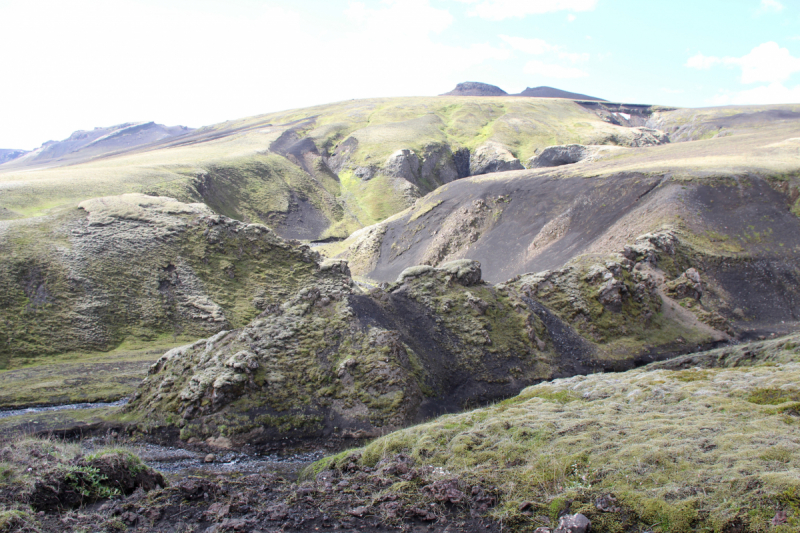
[469,142,524,175]
[436,259,482,286]
[665,268,704,300]
[554,513,591,533]
[528,144,589,168]
[384,149,421,184]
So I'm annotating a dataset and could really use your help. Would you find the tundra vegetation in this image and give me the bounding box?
[0,94,799,532]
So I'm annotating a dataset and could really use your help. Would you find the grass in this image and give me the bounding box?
[0,340,181,409]
[0,434,160,522]
[325,336,800,532]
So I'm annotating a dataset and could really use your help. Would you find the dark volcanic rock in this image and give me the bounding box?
[514,86,605,101]
[441,82,508,96]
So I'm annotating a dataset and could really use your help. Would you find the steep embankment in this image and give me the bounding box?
[0,97,668,239]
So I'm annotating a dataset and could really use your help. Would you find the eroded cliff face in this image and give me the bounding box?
[127,220,738,446]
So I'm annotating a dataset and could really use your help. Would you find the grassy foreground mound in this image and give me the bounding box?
[313,335,800,532]
[0,436,164,531]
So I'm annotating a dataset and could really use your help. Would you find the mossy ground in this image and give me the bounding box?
[0,340,182,408]
[321,336,800,532]
[0,435,163,530]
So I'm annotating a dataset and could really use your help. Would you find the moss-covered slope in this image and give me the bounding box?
[0,194,320,368]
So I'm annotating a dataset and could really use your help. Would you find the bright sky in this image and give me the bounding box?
[1,0,798,149]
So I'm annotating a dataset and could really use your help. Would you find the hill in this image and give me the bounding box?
[0,149,27,165]
[440,82,605,101]
[329,104,800,342]
[0,97,668,238]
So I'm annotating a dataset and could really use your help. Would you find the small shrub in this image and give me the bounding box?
[747,388,800,405]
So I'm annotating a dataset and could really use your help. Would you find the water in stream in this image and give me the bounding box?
[0,398,130,419]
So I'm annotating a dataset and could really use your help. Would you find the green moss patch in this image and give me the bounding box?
[325,344,800,532]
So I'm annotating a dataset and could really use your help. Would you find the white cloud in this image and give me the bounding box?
[760,0,784,12]
[567,14,577,21]
[686,53,721,70]
[524,60,588,78]
[454,0,597,21]
[0,0,511,149]
[501,35,588,63]
[710,83,800,105]
[661,88,685,94]
[500,35,553,54]
[686,42,800,84]
[726,42,800,83]
[558,51,590,63]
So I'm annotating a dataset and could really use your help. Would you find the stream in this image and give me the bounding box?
[1,399,328,477]
[0,398,130,419]
[82,439,327,478]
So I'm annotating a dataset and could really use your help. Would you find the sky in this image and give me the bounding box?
[0,0,798,150]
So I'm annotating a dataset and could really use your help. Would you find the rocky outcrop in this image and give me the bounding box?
[128,222,744,446]
[127,257,575,444]
[528,144,590,168]
[527,144,628,168]
[382,143,461,193]
[469,142,524,175]
[665,267,703,300]
[384,149,421,183]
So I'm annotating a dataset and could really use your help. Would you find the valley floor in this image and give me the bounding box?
[1,335,798,532]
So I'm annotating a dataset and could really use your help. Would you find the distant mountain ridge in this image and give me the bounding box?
[0,149,27,165]
[0,121,193,171]
[441,81,605,101]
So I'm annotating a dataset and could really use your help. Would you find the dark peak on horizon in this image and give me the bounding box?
[441,81,508,96]
[441,81,605,102]
[516,86,606,101]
